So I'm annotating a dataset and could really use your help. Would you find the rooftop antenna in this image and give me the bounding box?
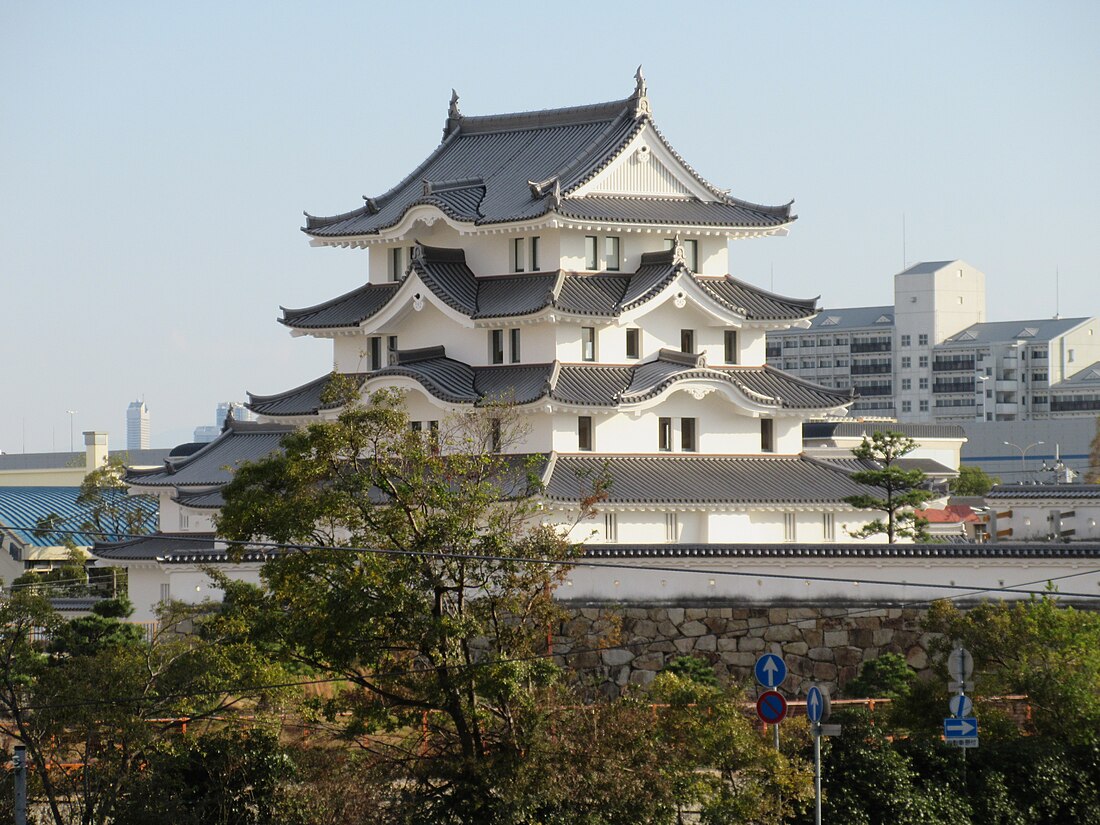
[901,212,907,270]
[1054,266,1060,319]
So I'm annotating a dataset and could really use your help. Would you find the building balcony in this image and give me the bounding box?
[932,358,976,372]
[850,363,892,375]
[1051,399,1100,412]
[932,380,976,394]
[850,341,892,353]
[765,346,782,358]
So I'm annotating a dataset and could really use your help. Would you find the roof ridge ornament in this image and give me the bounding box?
[632,66,651,119]
[442,89,463,139]
[671,234,686,266]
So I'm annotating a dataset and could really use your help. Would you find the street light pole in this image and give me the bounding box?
[66,409,78,453]
[1004,440,1043,481]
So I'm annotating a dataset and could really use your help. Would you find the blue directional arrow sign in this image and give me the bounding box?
[944,717,978,738]
[754,653,787,688]
[807,685,827,723]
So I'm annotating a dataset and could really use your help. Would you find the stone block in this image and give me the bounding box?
[674,637,696,653]
[603,649,635,666]
[764,625,801,642]
[580,608,602,620]
[739,636,766,652]
[633,653,664,671]
[808,647,834,662]
[872,629,893,647]
[824,630,849,648]
[695,634,717,652]
[768,608,789,624]
[789,608,819,621]
[728,619,749,632]
[630,669,656,686]
[717,637,739,652]
[625,608,650,620]
[852,629,875,648]
[747,616,769,628]
[632,620,658,638]
[813,662,838,681]
[801,630,824,647]
[667,607,685,625]
[785,642,809,656]
[720,651,757,667]
[657,621,678,638]
[906,646,929,670]
[704,617,727,633]
[614,666,631,686]
[680,620,708,637]
[834,646,862,668]
[685,608,708,621]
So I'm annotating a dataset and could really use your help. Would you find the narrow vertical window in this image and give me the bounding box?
[370,337,382,371]
[665,513,678,542]
[604,513,617,541]
[761,418,775,453]
[513,237,525,273]
[159,583,170,603]
[411,420,422,433]
[684,239,699,271]
[530,236,540,271]
[724,330,738,364]
[490,419,501,453]
[584,236,598,270]
[578,416,593,451]
[783,512,797,542]
[658,417,672,451]
[605,236,621,271]
[509,328,521,363]
[626,328,640,359]
[387,336,399,365]
[390,246,404,282]
[179,511,189,530]
[680,329,695,354]
[490,329,504,364]
[823,512,835,542]
[681,417,697,452]
[581,327,596,361]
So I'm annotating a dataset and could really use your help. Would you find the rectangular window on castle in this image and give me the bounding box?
[512,237,526,273]
[761,418,775,453]
[823,512,835,542]
[783,512,797,542]
[530,236,540,271]
[605,236,621,271]
[665,513,678,542]
[390,246,404,282]
[626,328,641,359]
[658,417,672,452]
[680,329,695,354]
[724,330,739,364]
[604,513,618,542]
[369,337,382,370]
[680,417,697,452]
[509,328,521,363]
[387,336,399,365]
[578,416,593,451]
[581,327,596,361]
[684,239,699,271]
[159,583,170,603]
[584,236,598,270]
[490,330,504,365]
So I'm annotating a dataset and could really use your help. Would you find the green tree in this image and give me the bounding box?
[0,592,288,825]
[216,386,590,823]
[843,651,916,699]
[843,431,936,543]
[949,465,999,496]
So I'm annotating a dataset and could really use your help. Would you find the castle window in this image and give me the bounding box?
[584,236,598,270]
[658,417,672,451]
[680,329,695,354]
[530,236,540,271]
[680,417,697,452]
[783,512,797,542]
[512,238,526,273]
[390,247,404,282]
[665,513,678,542]
[509,328,521,363]
[724,330,739,364]
[626,328,641,359]
[761,418,775,453]
[369,337,382,371]
[581,327,596,361]
[605,236,621,271]
[578,416,593,451]
[604,513,618,541]
[683,239,699,271]
[823,513,835,542]
[490,329,504,364]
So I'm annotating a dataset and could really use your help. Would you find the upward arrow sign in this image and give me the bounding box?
[755,654,787,688]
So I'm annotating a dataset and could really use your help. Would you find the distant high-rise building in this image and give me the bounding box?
[194,403,256,443]
[126,400,150,450]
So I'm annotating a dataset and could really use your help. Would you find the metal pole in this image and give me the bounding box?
[773,721,780,751]
[814,726,822,825]
[14,744,27,825]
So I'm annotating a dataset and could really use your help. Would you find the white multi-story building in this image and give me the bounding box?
[93,76,1099,620]
[126,400,150,450]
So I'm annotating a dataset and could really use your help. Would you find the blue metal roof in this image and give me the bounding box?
[0,486,157,547]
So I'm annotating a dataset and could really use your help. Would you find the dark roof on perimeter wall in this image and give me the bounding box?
[303,81,793,237]
[281,245,816,330]
[803,422,967,441]
[545,454,878,505]
[125,420,294,489]
[581,542,1100,560]
[987,484,1100,500]
[92,532,277,564]
[249,351,852,416]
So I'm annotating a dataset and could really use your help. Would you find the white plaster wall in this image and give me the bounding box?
[118,563,266,623]
[1056,320,1100,384]
[1002,502,1100,541]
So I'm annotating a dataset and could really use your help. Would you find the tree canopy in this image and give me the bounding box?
[843,431,935,542]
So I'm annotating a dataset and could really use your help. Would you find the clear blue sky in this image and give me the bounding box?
[2,1,1097,451]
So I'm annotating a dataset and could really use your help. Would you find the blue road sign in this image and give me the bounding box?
[949,694,973,718]
[754,653,787,688]
[944,717,978,738]
[756,691,788,724]
[807,685,826,723]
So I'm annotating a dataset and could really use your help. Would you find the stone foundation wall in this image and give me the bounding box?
[554,603,937,698]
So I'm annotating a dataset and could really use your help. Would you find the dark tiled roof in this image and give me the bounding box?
[126,421,294,489]
[554,274,631,316]
[303,86,792,238]
[698,276,817,321]
[410,245,479,314]
[987,484,1100,500]
[92,532,216,561]
[251,354,851,417]
[620,252,681,309]
[248,373,368,418]
[546,454,877,505]
[558,196,789,228]
[581,542,1100,560]
[173,489,225,509]
[803,422,968,441]
[816,456,957,477]
[475,274,558,318]
[280,282,400,329]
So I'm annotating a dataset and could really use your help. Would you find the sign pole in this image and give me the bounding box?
[14,744,27,825]
[813,726,822,825]
[773,720,780,751]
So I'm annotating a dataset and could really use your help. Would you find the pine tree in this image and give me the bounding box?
[843,431,936,543]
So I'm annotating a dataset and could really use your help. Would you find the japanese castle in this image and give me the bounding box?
[99,73,1096,621]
